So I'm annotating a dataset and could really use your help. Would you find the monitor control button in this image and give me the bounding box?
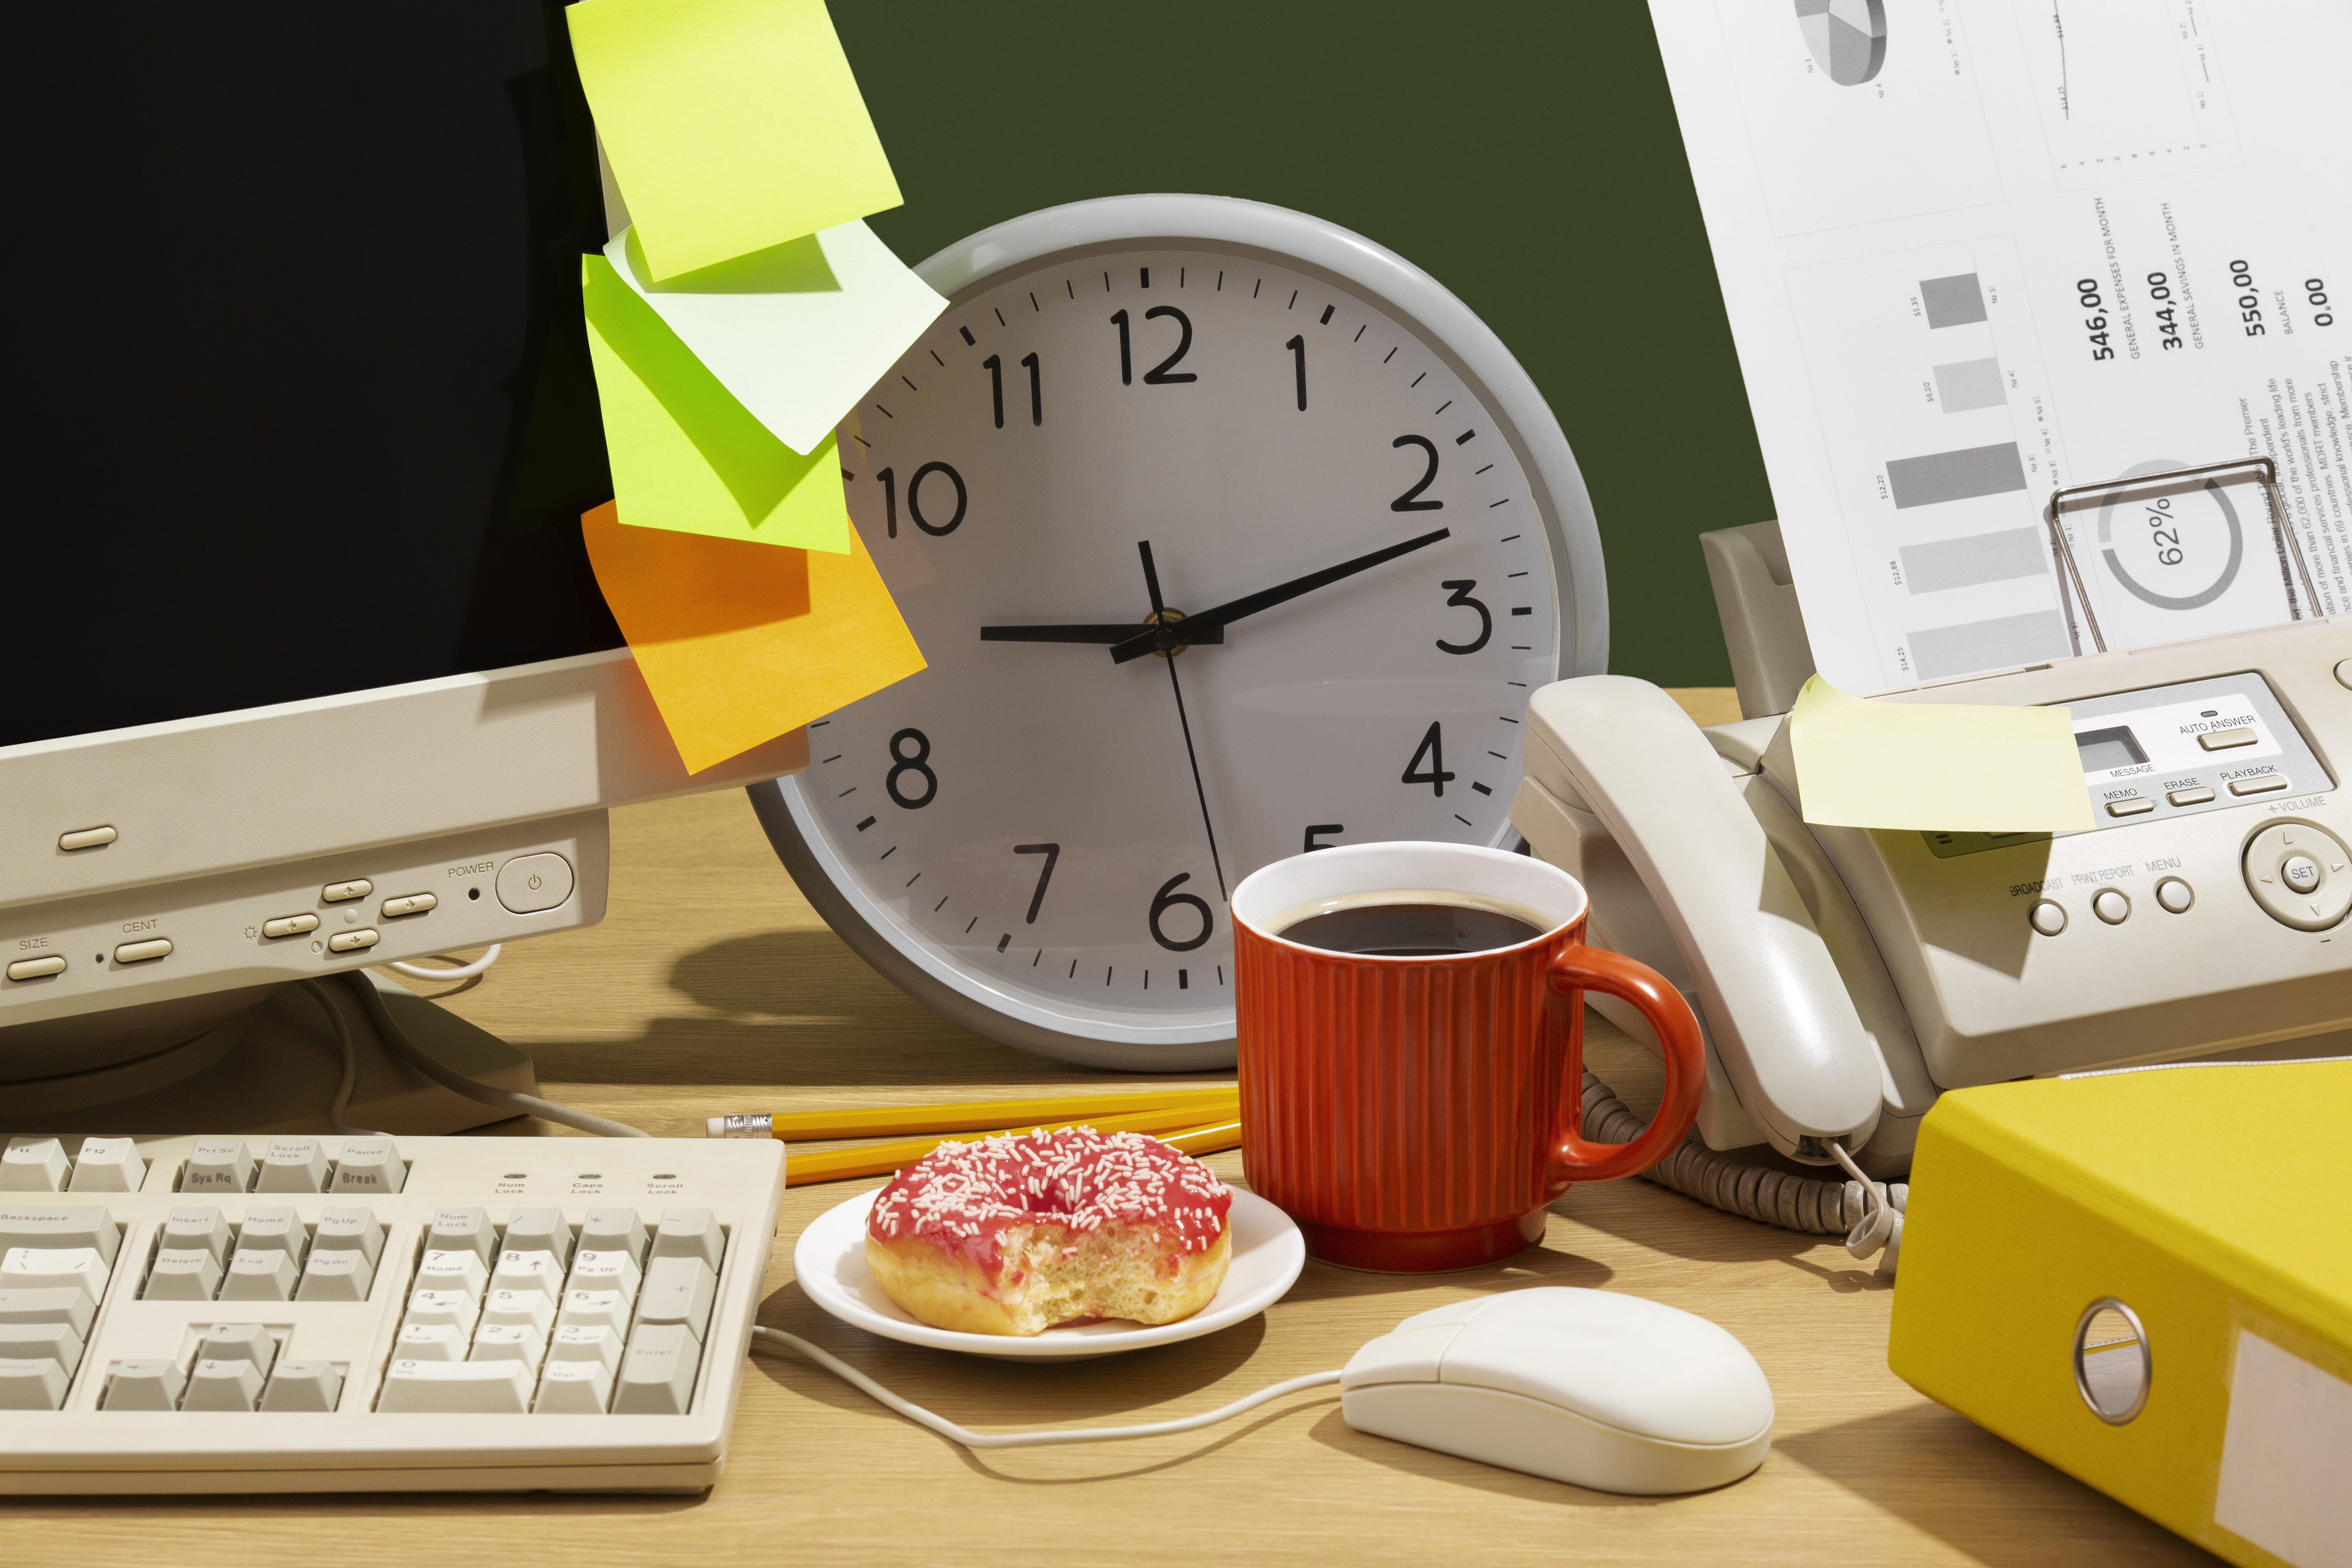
[2243,824,2350,931]
[323,880,372,903]
[2228,775,2289,796]
[6,956,67,981]
[58,826,117,851]
[114,938,173,964]
[2335,658,2350,690]
[2092,889,2130,925]
[381,893,437,919]
[497,853,575,915]
[2165,787,2215,807]
[261,915,318,940]
[2029,900,2067,936]
[2105,797,2155,818]
[2197,727,2259,751]
[2154,877,2195,914]
[327,929,381,953]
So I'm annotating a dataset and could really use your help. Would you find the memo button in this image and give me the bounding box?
[497,853,575,915]
[2029,900,2067,936]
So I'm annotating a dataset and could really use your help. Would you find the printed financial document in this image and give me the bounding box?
[1648,0,2350,693]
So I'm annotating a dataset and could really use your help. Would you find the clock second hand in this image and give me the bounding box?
[1137,539,1227,902]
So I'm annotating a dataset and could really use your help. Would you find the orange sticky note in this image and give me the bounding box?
[581,500,925,773]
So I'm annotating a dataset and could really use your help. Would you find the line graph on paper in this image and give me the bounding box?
[2015,0,2242,187]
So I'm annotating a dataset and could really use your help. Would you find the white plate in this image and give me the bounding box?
[793,1187,1305,1361]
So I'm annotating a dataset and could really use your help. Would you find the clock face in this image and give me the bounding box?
[784,239,1563,1045]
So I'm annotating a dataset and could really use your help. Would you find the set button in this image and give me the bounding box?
[2242,822,2350,931]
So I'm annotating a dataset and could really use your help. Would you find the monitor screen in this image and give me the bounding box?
[5,1,620,750]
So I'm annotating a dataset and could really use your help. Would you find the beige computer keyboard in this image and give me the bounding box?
[0,1131,784,1494]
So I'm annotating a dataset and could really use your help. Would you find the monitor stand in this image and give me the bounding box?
[0,973,538,1136]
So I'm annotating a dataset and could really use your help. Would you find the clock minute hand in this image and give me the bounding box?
[1106,526,1452,665]
[979,622,1224,644]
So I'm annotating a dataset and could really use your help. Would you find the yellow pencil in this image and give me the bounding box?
[782,1105,1242,1187]
[711,1085,1237,1144]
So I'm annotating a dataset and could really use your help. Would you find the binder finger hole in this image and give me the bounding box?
[2073,1298,2151,1425]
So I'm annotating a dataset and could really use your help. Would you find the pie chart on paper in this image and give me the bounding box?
[1796,0,1887,85]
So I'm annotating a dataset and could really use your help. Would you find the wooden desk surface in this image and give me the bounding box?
[5,692,2209,1565]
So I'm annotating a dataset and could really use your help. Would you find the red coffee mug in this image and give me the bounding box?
[1233,841,1704,1272]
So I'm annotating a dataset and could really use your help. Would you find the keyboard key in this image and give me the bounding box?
[416,1248,491,1301]
[1,1137,72,1193]
[328,1137,405,1196]
[568,1250,642,1302]
[427,1207,496,1265]
[182,1356,266,1411]
[548,1323,624,1379]
[254,1138,332,1194]
[313,1205,383,1267]
[403,1288,480,1336]
[0,1285,96,1341]
[196,1323,277,1376]
[489,1250,565,1300]
[0,1321,82,1376]
[180,1137,254,1194]
[296,1247,374,1303]
[162,1204,232,1267]
[503,1208,573,1270]
[220,1247,301,1302]
[102,1359,185,1411]
[0,1356,71,1410]
[66,1137,146,1194]
[555,1289,631,1336]
[635,1256,716,1341]
[260,1360,344,1412]
[532,1357,612,1414]
[232,1205,308,1261]
[612,1322,701,1415]
[144,1247,223,1301]
[394,1323,466,1362]
[0,1203,120,1266]
[2,1247,112,1303]
[377,1358,532,1414]
[651,1208,724,1273]
[480,1287,556,1338]
[580,1207,647,1267]
[469,1321,547,1367]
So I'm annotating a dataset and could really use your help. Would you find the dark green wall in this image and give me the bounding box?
[835,1,1768,686]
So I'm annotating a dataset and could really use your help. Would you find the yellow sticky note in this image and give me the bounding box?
[1790,675,2092,833]
[566,0,902,282]
[582,254,850,553]
[581,501,925,774]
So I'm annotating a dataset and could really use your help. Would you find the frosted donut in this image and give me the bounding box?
[865,1126,1234,1336]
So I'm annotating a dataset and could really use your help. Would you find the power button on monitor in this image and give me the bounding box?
[497,853,575,914]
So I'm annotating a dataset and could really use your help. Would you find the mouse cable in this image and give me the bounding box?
[749,1326,1341,1449]
[318,971,653,1139]
[387,944,503,983]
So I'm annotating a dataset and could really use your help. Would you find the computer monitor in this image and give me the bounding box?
[0,3,801,1121]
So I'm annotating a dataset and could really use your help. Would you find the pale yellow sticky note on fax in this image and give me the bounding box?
[1790,676,2092,833]
[581,501,924,774]
[567,0,902,283]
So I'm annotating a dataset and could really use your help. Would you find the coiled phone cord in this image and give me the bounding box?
[1580,1070,1906,1274]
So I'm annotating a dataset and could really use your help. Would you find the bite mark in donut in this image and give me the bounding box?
[865,1126,1234,1336]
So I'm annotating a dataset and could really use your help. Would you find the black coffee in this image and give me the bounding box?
[1278,901,1546,957]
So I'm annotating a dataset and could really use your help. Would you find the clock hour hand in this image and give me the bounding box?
[1106,526,1452,665]
[979,622,1224,644]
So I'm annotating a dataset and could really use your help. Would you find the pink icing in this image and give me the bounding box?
[867,1126,1232,1281]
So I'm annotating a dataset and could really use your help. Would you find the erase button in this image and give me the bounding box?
[2104,797,2154,818]
[496,853,574,914]
[2165,787,2214,807]
[2228,775,2288,796]
[6,957,66,981]
[2028,900,2067,937]
[2198,727,2258,751]
[114,938,172,964]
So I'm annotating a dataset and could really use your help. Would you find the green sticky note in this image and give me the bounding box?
[1790,675,2092,834]
[567,0,903,283]
[581,254,850,553]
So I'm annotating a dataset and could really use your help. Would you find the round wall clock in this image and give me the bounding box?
[749,194,1605,1070]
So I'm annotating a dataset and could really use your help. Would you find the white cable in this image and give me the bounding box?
[337,972,653,1138]
[1826,1140,1902,1276]
[298,979,381,1138]
[388,944,503,982]
[749,1326,1342,1449]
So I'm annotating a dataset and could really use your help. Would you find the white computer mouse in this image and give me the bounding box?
[1339,1286,1774,1494]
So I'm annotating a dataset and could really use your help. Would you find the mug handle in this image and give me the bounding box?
[1543,943,1705,1188]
